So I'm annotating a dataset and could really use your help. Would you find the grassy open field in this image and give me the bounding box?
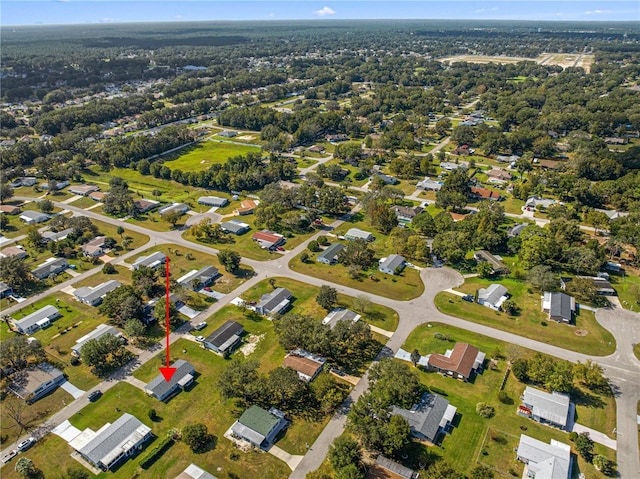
[400,322,616,478]
[435,277,615,356]
[162,139,261,172]
[610,270,640,312]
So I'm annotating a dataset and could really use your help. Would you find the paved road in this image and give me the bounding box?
[4,194,639,478]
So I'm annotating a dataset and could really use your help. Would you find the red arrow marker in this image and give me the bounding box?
[159,256,176,382]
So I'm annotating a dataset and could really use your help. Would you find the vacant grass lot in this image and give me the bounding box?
[129,245,254,295]
[401,323,616,478]
[610,270,640,312]
[435,277,615,356]
[162,139,261,172]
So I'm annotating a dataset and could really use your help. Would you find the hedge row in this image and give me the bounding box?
[139,436,174,469]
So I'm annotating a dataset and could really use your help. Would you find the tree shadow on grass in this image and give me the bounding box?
[571,388,605,410]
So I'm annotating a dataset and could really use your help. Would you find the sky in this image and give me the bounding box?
[2,0,639,26]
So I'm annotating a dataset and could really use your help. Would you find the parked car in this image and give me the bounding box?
[17,438,35,451]
[462,294,474,302]
[195,336,205,342]
[1,450,17,463]
[194,322,207,331]
[203,286,212,292]
[276,246,285,251]
[87,390,102,402]
[330,367,346,377]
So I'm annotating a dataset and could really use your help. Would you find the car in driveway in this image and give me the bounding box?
[193,321,207,331]
[87,390,102,402]
[195,336,205,342]
[462,294,474,302]
[17,438,35,451]
[1,450,17,463]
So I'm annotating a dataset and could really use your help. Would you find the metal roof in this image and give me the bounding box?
[522,387,571,428]
[74,280,121,305]
[72,324,121,356]
[517,435,571,479]
[478,283,508,306]
[13,305,60,332]
[379,254,406,272]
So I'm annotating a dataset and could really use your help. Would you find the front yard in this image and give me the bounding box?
[435,277,615,356]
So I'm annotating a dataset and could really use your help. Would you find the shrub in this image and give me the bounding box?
[497,391,513,405]
[182,423,212,453]
[300,252,309,263]
[317,236,329,246]
[148,409,158,421]
[511,358,529,382]
[593,455,616,476]
[69,356,80,366]
[308,240,320,252]
[476,403,495,418]
[102,263,116,274]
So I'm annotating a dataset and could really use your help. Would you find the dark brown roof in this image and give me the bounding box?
[427,343,479,379]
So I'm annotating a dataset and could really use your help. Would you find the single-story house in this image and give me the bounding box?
[0,204,21,215]
[42,227,74,243]
[496,154,520,163]
[132,251,166,270]
[88,191,107,202]
[452,144,472,155]
[539,159,562,170]
[507,223,529,238]
[390,392,457,444]
[235,199,257,215]
[542,292,575,324]
[372,172,398,185]
[177,265,219,290]
[255,287,293,316]
[15,177,38,187]
[71,324,122,357]
[203,320,244,355]
[230,405,288,449]
[0,246,27,259]
[477,284,509,311]
[594,208,629,221]
[449,212,469,222]
[176,464,218,479]
[426,342,485,381]
[20,210,50,224]
[474,250,510,274]
[518,386,572,430]
[283,350,326,382]
[379,254,406,275]
[198,196,229,208]
[0,281,14,298]
[322,308,361,329]
[68,184,99,196]
[470,187,500,201]
[516,435,572,479]
[440,161,468,171]
[9,362,65,403]
[73,413,152,471]
[218,130,238,138]
[486,168,512,183]
[344,228,373,241]
[308,145,325,153]
[575,276,616,296]
[326,134,349,142]
[81,236,107,257]
[525,196,557,211]
[144,359,195,401]
[158,202,189,217]
[317,243,345,265]
[134,198,160,213]
[374,456,419,479]
[40,180,70,190]
[31,257,68,280]
[391,205,424,223]
[11,305,61,335]
[416,177,443,191]
[252,231,285,250]
[74,280,122,307]
[220,219,250,235]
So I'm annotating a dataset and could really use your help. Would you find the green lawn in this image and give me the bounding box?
[67,196,97,209]
[610,271,640,312]
[401,322,616,478]
[129,245,254,295]
[0,388,73,446]
[162,139,261,172]
[289,250,424,301]
[435,277,615,356]
[634,343,640,361]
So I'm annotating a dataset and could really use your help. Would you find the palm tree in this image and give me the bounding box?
[15,457,35,478]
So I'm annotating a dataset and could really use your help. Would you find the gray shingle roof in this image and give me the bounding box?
[31,258,68,279]
[478,284,508,306]
[132,251,166,269]
[12,305,60,332]
[376,456,418,479]
[205,321,243,350]
[145,359,195,399]
[74,280,121,305]
[379,254,406,272]
[256,287,292,315]
[317,243,344,262]
[543,292,575,322]
[390,393,450,443]
[220,220,249,234]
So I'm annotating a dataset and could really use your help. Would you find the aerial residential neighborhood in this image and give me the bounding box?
[0,7,638,479]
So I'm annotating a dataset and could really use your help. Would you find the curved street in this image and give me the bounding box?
[3,197,639,478]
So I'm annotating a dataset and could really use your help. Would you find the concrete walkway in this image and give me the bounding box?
[60,380,85,399]
[445,288,467,297]
[124,376,147,390]
[268,445,304,470]
[572,423,617,450]
[369,325,393,338]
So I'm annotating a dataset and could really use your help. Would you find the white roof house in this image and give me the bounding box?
[73,280,121,306]
[132,251,166,270]
[516,435,572,479]
[344,228,373,241]
[477,284,508,310]
[12,305,61,335]
[379,254,406,275]
[520,386,572,430]
[71,324,122,357]
[322,308,361,329]
[198,196,229,207]
[20,210,50,224]
[158,202,189,216]
[176,464,218,479]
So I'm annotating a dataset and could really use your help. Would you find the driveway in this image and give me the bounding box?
[571,423,617,450]
[267,445,304,470]
[60,381,85,399]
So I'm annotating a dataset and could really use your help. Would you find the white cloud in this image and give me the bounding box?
[585,9,611,15]
[313,6,336,17]
[100,17,115,23]
[175,15,183,20]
